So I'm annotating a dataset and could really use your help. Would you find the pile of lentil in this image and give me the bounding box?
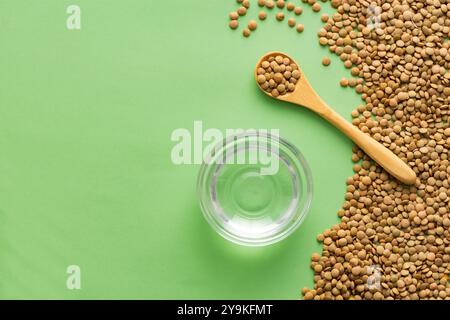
[227,0,450,300]
[301,0,450,300]
[256,54,301,97]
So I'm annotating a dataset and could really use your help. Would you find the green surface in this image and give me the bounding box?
[0,1,362,299]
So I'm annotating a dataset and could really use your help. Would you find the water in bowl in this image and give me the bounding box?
[211,149,300,239]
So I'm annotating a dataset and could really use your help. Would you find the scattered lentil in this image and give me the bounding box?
[276,0,285,9]
[322,57,330,66]
[312,3,321,12]
[229,20,239,30]
[339,78,348,87]
[265,0,275,9]
[237,6,247,16]
[276,12,284,21]
[248,20,257,31]
[294,7,303,15]
[288,18,296,28]
[303,0,450,301]
[229,12,239,20]
[258,11,267,20]
[225,0,450,300]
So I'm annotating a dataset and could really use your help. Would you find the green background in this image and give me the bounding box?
[0,1,362,299]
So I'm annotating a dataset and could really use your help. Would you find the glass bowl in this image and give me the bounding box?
[197,131,313,246]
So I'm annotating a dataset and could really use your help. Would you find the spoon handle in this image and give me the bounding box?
[318,105,417,185]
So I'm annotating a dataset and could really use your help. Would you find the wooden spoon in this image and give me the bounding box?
[255,52,416,185]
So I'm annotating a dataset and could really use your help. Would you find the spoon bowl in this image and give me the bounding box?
[255,51,417,185]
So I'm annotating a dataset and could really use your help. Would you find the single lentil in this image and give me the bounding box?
[276,0,285,9]
[322,57,331,66]
[339,78,348,87]
[237,6,247,16]
[229,20,239,30]
[288,18,296,28]
[312,3,321,12]
[276,12,284,21]
[229,12,239,20]
[294,7,303,15]
[265,0,274,9]
[248,20,257,31]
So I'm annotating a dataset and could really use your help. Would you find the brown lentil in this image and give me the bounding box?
[229,20,239,30]
[237,6,247,16]
[229,12,239,20]
[294,7,303,15]
[276,12,284,21]
[288,18,296,28]
[248,20,257,31]
[339,78,348,87]
[312,3,321,12]
[265,0,275,9]
[258,11,267,20]
[276,0,285,9]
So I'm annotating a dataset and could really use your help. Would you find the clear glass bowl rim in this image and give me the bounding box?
[197,130,313,246]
